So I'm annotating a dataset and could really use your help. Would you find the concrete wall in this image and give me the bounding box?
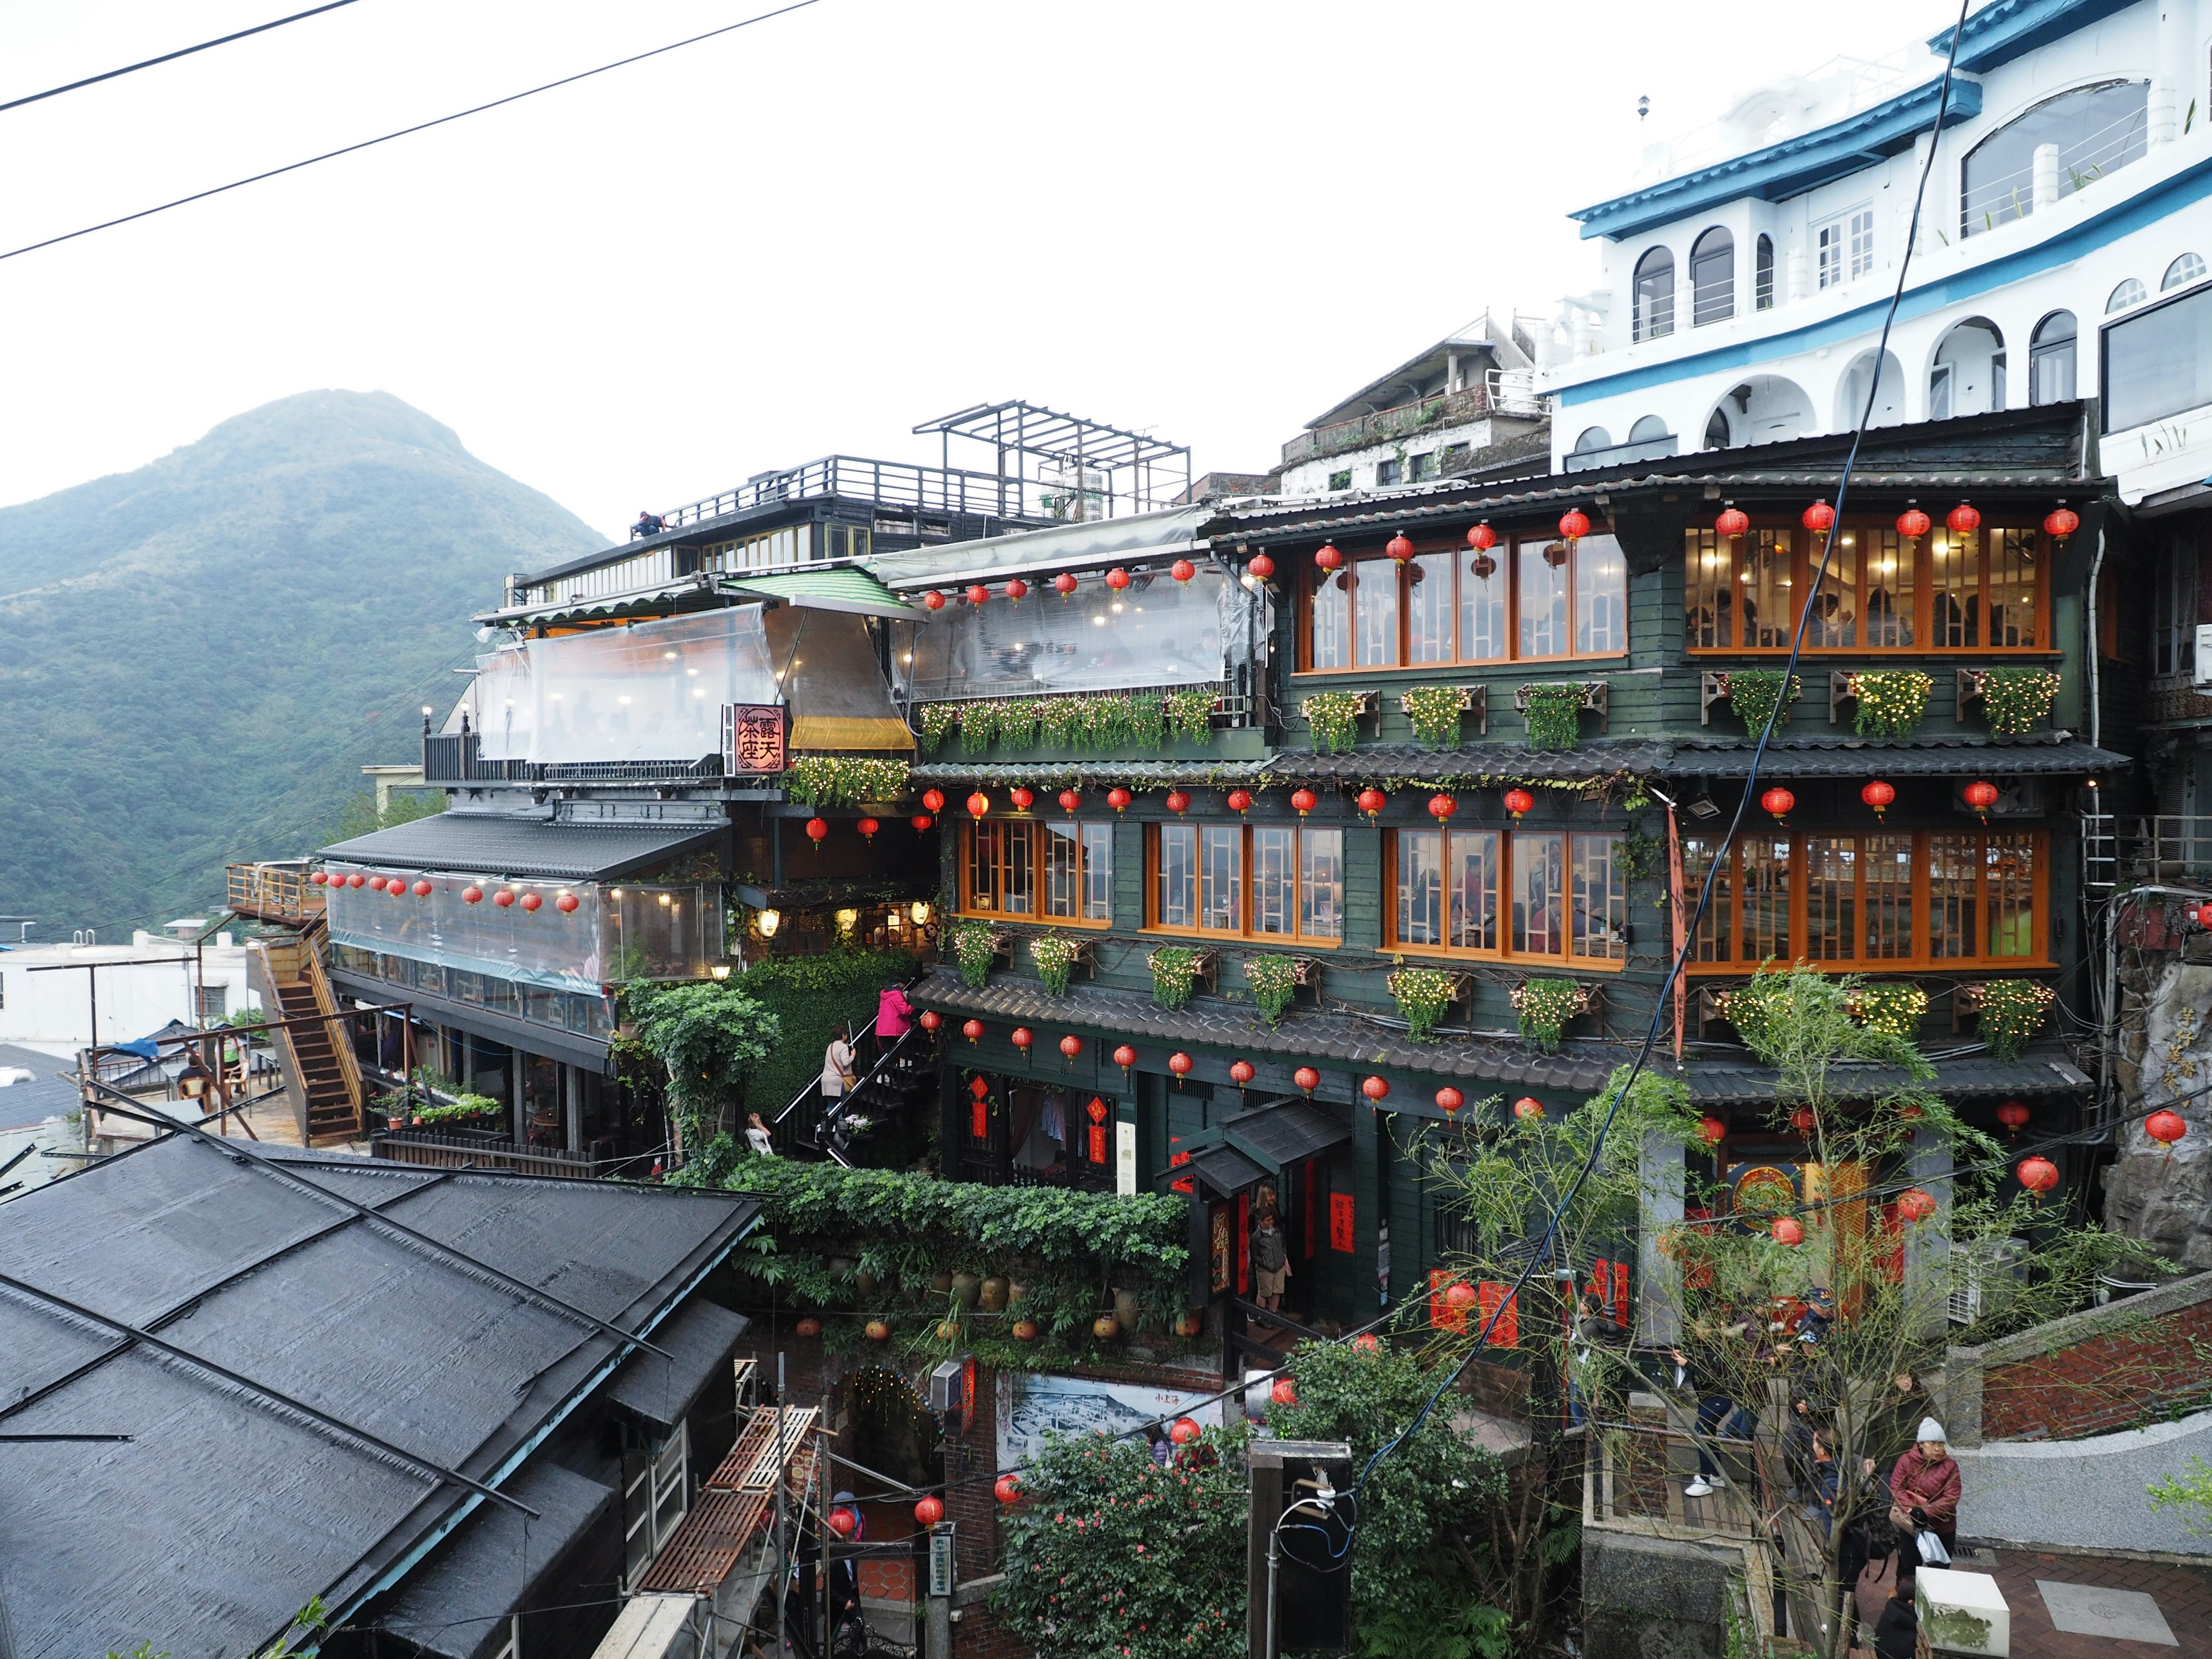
[1955,1408,2212,1556]
[0,936,255,1047]
[1582,1528,1753,1659]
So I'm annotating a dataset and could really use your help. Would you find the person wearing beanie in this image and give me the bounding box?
[1888,1418,1961,1559]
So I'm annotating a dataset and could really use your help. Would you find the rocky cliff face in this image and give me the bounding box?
[2104,956,2212,1268]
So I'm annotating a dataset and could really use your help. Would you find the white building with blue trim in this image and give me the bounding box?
[1539,0,2212,506]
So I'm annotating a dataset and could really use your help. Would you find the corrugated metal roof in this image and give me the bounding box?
[321,812,722,880]
[1686,1051,2092,1105]
[866,505,1216,588]
[721,567,914,618]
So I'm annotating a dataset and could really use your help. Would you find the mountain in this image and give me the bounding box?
[0,391,606,934]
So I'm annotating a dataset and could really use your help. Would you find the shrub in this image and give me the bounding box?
[1510,978,1589,1051]
[1979,667,2062,736]
[1245,954,1299,1025]
[1522,683,1586,752]
[1850,670,1934,738]
[1725,669,1801,737]
[1302,690,1362,754]
[1147,946,1203,1010]
[1388,967,1460,1041]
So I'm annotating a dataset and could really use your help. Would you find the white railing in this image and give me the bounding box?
[1961,105,2150,234]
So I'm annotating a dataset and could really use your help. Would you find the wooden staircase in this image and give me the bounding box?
[248,917,365,1145]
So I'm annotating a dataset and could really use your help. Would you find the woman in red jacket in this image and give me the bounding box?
[1888,1417,1962,1560]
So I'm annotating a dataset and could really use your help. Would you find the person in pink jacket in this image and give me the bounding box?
[876,982,914,1052]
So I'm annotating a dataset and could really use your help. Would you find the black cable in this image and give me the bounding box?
[0,1,363,116]
[0,0,828,266]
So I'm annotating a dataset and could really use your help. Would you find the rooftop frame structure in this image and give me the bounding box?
[915,399,1192,521]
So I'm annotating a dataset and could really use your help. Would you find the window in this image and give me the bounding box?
[1574,426,1613,453]
[1633,247,1675,340]
[2165,252,2207,291]
[1930,317,2006,421]
[1961,79,2149,237]
[2108,278,2148,313]
[195,985,228,1022]
[1690,228,1734,325]
[2103,279,2212,431]
[1389,829,1626,963]
[1684,518,2046,652]
[1628,415,1671,442]
[1328,469,1352,491]
[963,821,1112,923]
[1683,830,2044,968]
[1817,207,1874,288]
[2151,530,2200,677]
[1150,823,1343,941]
[1304,532,1622,668]
[1755,233,1775,310]
[624,1422,689,1588]
[2029,311,2077,405]
[1409,452,1434,481]
[1376,458,1403,487]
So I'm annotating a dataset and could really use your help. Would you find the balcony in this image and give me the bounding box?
[226,862,326,925]
[656,455,1063,534]
[1282,385,1504,468]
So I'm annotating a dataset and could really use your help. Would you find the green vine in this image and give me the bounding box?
[1147,945,1204,1010]
[1850,981,1929,1040]
[1164,687,1218,745]
[998,700,1041,750]
[1245,954,1300,1026]
[1401,684,1471,748]
[1978,668,2062,736]
[786,754,911,807]
[1615,829,1664,884]
[950,921,999,990]
[1302,690,1363,755]
[1029,933,1083,997]
[1387,967,1460,1042]
[1725,669,1801,736]
[1127,692,1166,750]
[1522,683,1587,752]
[1510,978,1589,1051]
[1976,979,2055,1058]
[1850,670,1934,738]
[1038,696,1088,749]
[960,701,1002,755]
[918,703,958,754]
[1080,694,1137,751]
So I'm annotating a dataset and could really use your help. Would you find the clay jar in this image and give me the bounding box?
[928,1270,954,1296]
[950,1272,982,1309]
[1092,1313,1121,1342]
[979,1276,1010,1313]
[1112,1288,1142,1332]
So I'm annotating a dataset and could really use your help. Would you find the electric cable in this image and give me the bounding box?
[0,0,828,265]
[0,1,364,116]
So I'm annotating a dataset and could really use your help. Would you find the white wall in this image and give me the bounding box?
[1278,415,1506,495]
[1956,1407,2212,1555]
[0,937,256,1048]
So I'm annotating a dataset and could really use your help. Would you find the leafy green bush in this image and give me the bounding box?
[722,950,915,1127]
[1725,669,1800,736]
[625,980,783,1149]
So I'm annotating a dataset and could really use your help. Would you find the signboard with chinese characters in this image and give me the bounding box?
[722,702,788,774]
[1329,1191,1355,1253]
[1115,1120,1137,1195]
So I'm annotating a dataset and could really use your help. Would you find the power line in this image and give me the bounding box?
[0,1,365,116]
[0,0,828,266]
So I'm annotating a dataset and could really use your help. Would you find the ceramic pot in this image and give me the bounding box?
[980,1276,1010,1313]
[1092,1313,1120,1342]
[951,1271,981,1308]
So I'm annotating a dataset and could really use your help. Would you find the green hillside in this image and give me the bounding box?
[0,390,607,934]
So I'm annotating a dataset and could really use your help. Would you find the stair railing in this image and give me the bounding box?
[301,919,367,1138]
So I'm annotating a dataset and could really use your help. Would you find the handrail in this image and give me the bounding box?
[302,921,368,1137]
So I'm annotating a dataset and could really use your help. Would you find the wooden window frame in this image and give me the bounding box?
[1297,531,1630,674]
[957,820,1115,929]
[1382,827,1630,969]
[1684,520,2054,656]
[1143,822,1346,946]
[1679,828,2049,973]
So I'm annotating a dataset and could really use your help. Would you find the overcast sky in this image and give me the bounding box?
[0,0,1949,542]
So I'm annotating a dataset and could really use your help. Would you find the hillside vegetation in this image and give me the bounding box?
[0,390,605,933]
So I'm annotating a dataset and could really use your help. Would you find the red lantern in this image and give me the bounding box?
[1059,1034,1083,1065]
[1444,1281,1478,1311]
[1165,789,1191,816]
[1428,793,1457,822]
[1058,788,1082,815]
[1248,552,1276,582]
[388,880,408,900]
[1168,1052,1194,1086]
[915,1495,945,1527]
[1113,1043,1137,1074]
[967,791,991,819]
[309,870,327,886]
[1514,1096,1544,1120]
[1467,522,1497,552]
[1997,1100,2029,1136]
[806,817,830,846]
[1271,1377,1297,1406]
[795,1316,823,1338]
[1801,500,1835,533]
[1010,1027,1033,1052]
[1226,788,1253,815]
[1896,506,1931,541]
[857,817,880,841]
[1171,558,1196,584]
[994,1474,1023,1505]
[1760,786,1794,824]
[493,888,516,908]
[1290,787,1317,817]
[1352,1333,1381,1353]
[2017,1154,2059,1196]
[1862,779,1896,820]
[1357,787,1387,820]
[1964,781,1999,823]
[1230,1059,1257,1088]
[1386,532,1415,563]
[965,584,990,606]
[1314,543,1344,573]
[1715,505,1749,540]
[2147,1109,2189,1155]
[1361,1075,1391,1103]
[1008,787,1034,812]
[963,1018,984,1045]
[1790,1106,1816,1135]
[1503,787,1534,820]
[827,1507,857,1538]
[1558,507,1591,543]
[2198,902,2212,930]
[2044,505,2080,546]
[919,1010,942,1032]
[1294,1066,1320,1097]
[1169,1416,1202,1445]
[911,815,934,832]
[1770,1216,1805,1247]
[1108,787,1132,813]
[1054,571,1078,599]
[1946,502,1982,535]
[462,885,483,904]
[1697,1115,1726,1146]
[1001,578,1027,602]
[1897,1187,1939,1222]
[1435,1086,1464,1115]
[367,876,387,891]
[411,879,433,896]
[922,788,946,815]
[555,892,579,913]
[923,589,946,611]
[1105,566,1131,591]
[519,891,543,912]
[346,873,366,888]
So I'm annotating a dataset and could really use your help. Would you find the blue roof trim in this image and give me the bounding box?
[1569,79,1983,242]
[1556,146,2212,407]
[1929,0,2142,77]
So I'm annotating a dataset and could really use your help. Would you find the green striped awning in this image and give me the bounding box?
[719,568,913,618]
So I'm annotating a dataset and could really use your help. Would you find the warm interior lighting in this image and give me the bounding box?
[658,893,672,906]
[835,908,861,931]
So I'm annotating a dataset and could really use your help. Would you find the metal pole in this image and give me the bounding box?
[820,1400,832,1656]
[775,1351,787,1658]
[1264,1520,1280,1659]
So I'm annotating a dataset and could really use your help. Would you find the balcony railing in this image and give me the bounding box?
[2082,813,2212,892]
[227,862,327,924]
[1282,385,1498,468]
[422,730,724,787]
[657,456,1065,532]
[370,1126,650,1179]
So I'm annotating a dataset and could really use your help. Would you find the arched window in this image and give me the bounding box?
[2108,278,2148,313]
[1755,234,1775,310]
[1835,350,1905,430]
[1961,79,2149,236]
[1703,407,1733,449]
[1633,247,1675,341]
[1574,426,1614,454]
[2164,252,2207,291]
[1628,415,1671,442]
[1690,228,1734,326]
[2029,311,2077,404]
[1930,317,2006,420]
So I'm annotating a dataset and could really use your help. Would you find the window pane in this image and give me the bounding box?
[1863,835,1914,959]
[1571,834,1627,960]
[1200,825,1242,932]
[1928,834,1978,958]
[1002,822,1033,915]
[1685,529,1732,648]
[1863,529,1915,647]
[1253,827,1294,935]
[1806,837,1856,960]
[1575,535,1627,653]
[1409,552,1454,662]
[1354,561,1399,667]
[1046,823,1080,918]
[1740,838,1790,961]
[2104,281,2212,431]
[1157,824,1195,928]
[1512,832,1565,955]
[1460,544,1506,660]
[1519,540,1570,658]
[1809,529,1859,647]
[1449,831,1499,952]
[1987,834,2036,957]
[1397,830,1443,946]
[1082,824,1112,921]
[1681,837,1731,961]
[1736,529,1792,647]
[1989,529,2039,647]
[1312,569,1351,669]
[968,823,999,911]
[1301,828,1344,939]
[1931,529,1979,647]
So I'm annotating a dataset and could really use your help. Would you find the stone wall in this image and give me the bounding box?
[2101,927,2212,1268]
[1581,1528,1753,1659]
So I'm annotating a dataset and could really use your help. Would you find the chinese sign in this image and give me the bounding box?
[1329,1192,1355,1253]
[722,702,788,774]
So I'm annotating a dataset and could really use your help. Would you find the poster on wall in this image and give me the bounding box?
[997,1373,1225,1471]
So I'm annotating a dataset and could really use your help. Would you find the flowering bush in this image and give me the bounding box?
[1522,683,1587,752]
[918,703,958,754]
[1302,690,1363,754]
[1030,933,1083,997]
[786,755,910,807]
[1244,954,1299,1026]
[1510,978,1589,1051]
[1388,967,1461,1041]
[1724,669,1801,736]
[1976,979,2055,1058]
[1850,980,1929,1040]
[1401,684,1471,747]
[951,922,998,990]
[1164,687,1217,745]
[1978,668,2062,736]
[1147,946,1204,1010]
[1849,670,1934,738]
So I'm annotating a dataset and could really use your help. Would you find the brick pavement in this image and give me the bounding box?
[1853,1548,2212,1659]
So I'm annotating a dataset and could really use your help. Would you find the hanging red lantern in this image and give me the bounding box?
[410,879,432,896]
[1946,502,1982,535]
[1165,789,1191,816]
[1105,567,1131,591]
[1467,522,1497,552]
[1897,506,1931,542]
[1715,505,1749,540]
[1230,1059,1256,1088]
[367,876,387,891]
[1386,532,1415,563]
[962,1018,984,1044]
[994,1474,1023,1505]
[806,817,830,846]
[1053,571,1078,599]
[1171,558,1196,584]
[1897,1187,1939,1222]
[911,814,934,832]
[1862,779,1896,819]
[828,1507,857,1538]
[2147,1109,2189,1155]
[1428,793,1457,822]
[923,590,946,611]
[1357,787,1388,820]
[1513,1096,1544,1120]
[1248,552,1276,582]
[1169,1416,1202,1445]
[1314,543,1344,573]
[1008,787,1034,812]
[1964,781,1999,822]
[1294,1066,1320,1097]
[1444,1282,1478,1311]
[1558,507,1591,543]
[967,791,990,819]
[2017,1154,2059,1196]
[918,1010,942,1033]
[1761,786,1794,823]
[1790,1106,1817,1135]
[1697,1115,1726,1146]
[922,789,946,815]
[915,1495,945,1527]
[1503,787,1535,820]
[1010,1027,1033,1053]
[462,885,483,904]
[1107,786,1132,813]
[1997,1100,2029,1135]
[1058,788,1082,815]
[1059,1034,1083,1065]
[1290,788,1317,817]
[2044,505,2080,547]
[1113,1043,1137,1075]
[1801,500,1835,533]
[1361,1075,1391,1103]
[493,888,516,908]
[1353,1333,1381,1353]
[857,817,880,841]
[556,892,579,913]
[1770,1216,1805,1247]
[1004,578,1028,601]
[1435,1086,1464,1115]
[519,891,543,912]
[2197,902,2212,930]
[1226,788,1253,815]
[309,870,327,886]
[1168,1052,1194,1086]
[965,584,990,606]
[346,873,366,888]
[1271,1377,1298,1406]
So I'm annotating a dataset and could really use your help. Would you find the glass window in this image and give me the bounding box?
[2152,529,2200,677]
[2104,280,2212,432]
[2108,278,2149,313]
[1046,824,1081,918]
[1461,544,1506,660]
[1306,531,1621,669]
[1200,826,1241,931]
[1962,80,2149,238]
[1376,458,1402,487]
[1520,538,1570,658]
[1511,832,1565,956]
[967,821,1110,923]
[1930,529,1980,648]
[1817,207,1874,287]
[1681,838,1732,962]
[1755,234,1775,310]
[1633,247,1675,340]
[1398,830,1444,946]
[1571,833,1627,960]
[2029,311,2077,405]
[1575,535,1627,653]
[1574,426,1613,453]
[1450,831,1500,952]
[1738,529,1793,649]
[1690,228,1734,326]
[1153,824,1339,941]
[1354,560,1399,666]
[1927,834,1979,959]
[1685,530,1732,649]
[1301,828,1344,940]
[2164,252,2207,291]
[1805,837,1857,961]
[1081,823,1113,921]
[1862,529,1915,647]
[1740,838,1791,963]
[1865,835,1915,960]
[1157,823,1196,928]
[967,821,1035,914]
[1987,835,2037,958]
[1310,566,1351,670]
[1408,551,1454,663]
[1987,530,2039,647]
[1254,827,1294,935]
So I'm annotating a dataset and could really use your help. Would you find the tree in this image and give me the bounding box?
[624,980,781,1171]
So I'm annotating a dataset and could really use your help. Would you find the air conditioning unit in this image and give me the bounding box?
[1948,1237,2028,1325]
[2195,624,2212,687]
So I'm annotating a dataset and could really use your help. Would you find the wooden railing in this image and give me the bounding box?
[372,1128,639,1179]
[226,862,325,924]
[303,921,366,1138]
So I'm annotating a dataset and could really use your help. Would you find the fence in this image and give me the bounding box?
[370,1126,641,1180]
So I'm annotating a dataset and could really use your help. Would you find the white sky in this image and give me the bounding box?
[0,0,1948,543]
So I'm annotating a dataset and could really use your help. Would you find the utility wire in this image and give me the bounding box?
[0,1,365,116]
[0,0,828,265]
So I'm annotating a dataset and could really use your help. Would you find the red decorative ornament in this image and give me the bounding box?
[493,888,516,908]
[1503,787,1535,820]
[1003,578,1028,601]
[1467,522,1497,552]
[795,1316,822,1338]
[412,879,433,897]
[2017,1154,2059,1196]
[1270,1377,1297,1406]
[922,789,946,815]
[994,1474,1023,1506]
[1165,789,1191,816]
[1790,1106,1817,1135]
[1314,543,1344,573]
[2147,1109,2189,1156]
[1386,532,1415,563]
[388,880,408,900]
[1230,1059,1257,1088]
[1762,786,1795,824]
[1352,1333,1381,1353]
[1435,1086,1464,1115]
[2044,505,2080,546]
[346,873,366,888]
[1105,567,1131,591]
[923,589,946,611]
[1059,1034,1083,1065]
[1293,1066,1320,1097]
[556,892,579,913]
[1113,1043,1137,1074]
[1558,507,1591,543]
[1697,1115,1726,1146]
[1801,500,1835,533]
[962,1018,984,1045]
[911,814,934,832]
[1226,788,1253,815]
[1715,505,1749,540]
[1357,787,1387,820]
[1862,779,1896,820]
[857,817,880,841]
[1108,787,1132,813]
[918,1010,942,1032]
[1169,1416,1202,1445]
[1008,787,1034,812]
[309,870,327,886]
[462,885,483,904]
[1054,571,1079,599]
[1427,792,1458,822]
[1964,781,1999,823]
[967,791,991,819]
[1167,1052,1194,1086]
[806,817,830,846]
[965,584,990,607]
[1171,558,1196,584]
[2198,902,2212,930]
[1444,1282,1478,1311]
[1514,1096,1544,1120]
[519,892,543,912]
[367,876,387,891]
[1010,1027,1033,1052]
[1770,1216,1805,1247]
[1057,788,1082,815]
[1997,1099,2029,1136]
[827,1508,857,1538]
[915,1495,945,1527]
[1946,502,1982,535]
[1290,787,1317,817]
[1896,506,1931,542]
[1897,1187,1939,1222]
[1361,1075,1391,1103]
[1248,552,1276,582]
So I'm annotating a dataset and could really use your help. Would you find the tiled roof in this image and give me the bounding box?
[1664,737,2127,778]
[1269,742,1670,782]
[1685,1050,2093,1106]
[911,759,1271,785]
